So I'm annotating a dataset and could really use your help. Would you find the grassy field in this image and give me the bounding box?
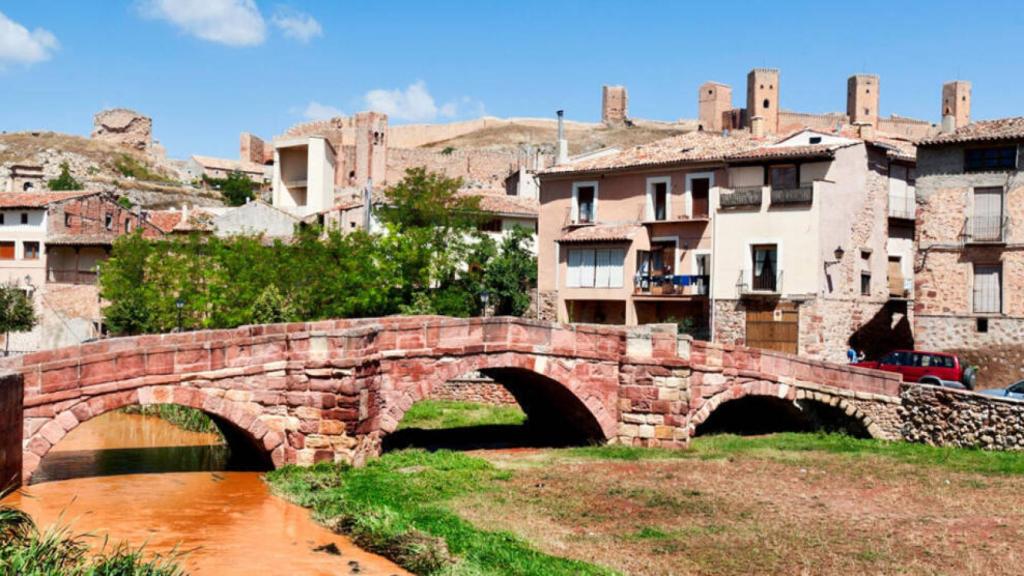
[396,400,527,430]
[268,423,1024,575]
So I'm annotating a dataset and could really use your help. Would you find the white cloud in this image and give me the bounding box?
[301,101,343,120]
[271,7,321,43]
[0,11,58,68]
[364,81,483,122]
[140,0,266,47]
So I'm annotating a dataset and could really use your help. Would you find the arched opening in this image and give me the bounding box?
[383,367,605,452]
[32,403,272,484]
[694,396,870,438]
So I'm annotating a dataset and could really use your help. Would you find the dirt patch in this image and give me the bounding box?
[453,451,1024,575]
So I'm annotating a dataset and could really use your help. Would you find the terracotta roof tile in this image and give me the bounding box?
[558,223,643,243]
[191,155,269,175]
[541,131,760,175]
[0,191,97,208]
[724,143,840,162]
[459,191,538,217]
[919,117,1024,146]
[146,210,182,233]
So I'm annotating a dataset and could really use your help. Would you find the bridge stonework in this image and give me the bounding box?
[0,317,909,484]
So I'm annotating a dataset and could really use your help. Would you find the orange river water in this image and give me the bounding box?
[0,411,408,576]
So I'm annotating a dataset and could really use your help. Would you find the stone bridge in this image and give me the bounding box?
[0,316,907,486]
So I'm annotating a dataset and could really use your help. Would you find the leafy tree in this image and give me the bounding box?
[98,231,155,334]
[484,226,537,316]
[0,284,37,356]
[250,285,294,324]
[117,196,134,210]
[47,162,83,191]
[204,171,257,206]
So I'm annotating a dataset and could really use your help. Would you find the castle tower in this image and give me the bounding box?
[354,111,388,187]
[240,132,268,164]
[746,68,779,134]
[698,82,732,132]
[602,85,628,124]
[847,74,879,127]
[942,81,971,129]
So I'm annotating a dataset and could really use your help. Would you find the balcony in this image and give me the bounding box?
[737,269,782,296]
[770,186,813,206]
[634,274,709,297]
[888,194,915,220]
[720,186,763,209]
[963,216,1008,244]
[48,269,98,285]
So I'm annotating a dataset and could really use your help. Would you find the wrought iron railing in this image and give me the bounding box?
[634,274,710,296]
[888,194,915,219]
[48,269,98,285]
[737,269,783,294]
[720,186,763,209]
[770,186,813,206]
[964,216,1008,243]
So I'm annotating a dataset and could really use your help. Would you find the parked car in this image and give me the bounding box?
[853,350,976,389]
[980,381,1024,401]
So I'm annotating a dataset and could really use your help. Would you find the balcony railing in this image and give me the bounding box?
[770,186,813,206]
[888,194,915,219]
[720,186,763,209]
[634,274,710,297]
[48,269,98,285]
[963,216,1008,244]
[737,269,783,295]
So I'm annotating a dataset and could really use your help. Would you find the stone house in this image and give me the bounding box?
[186,155,271,187]
[712,130,917,363]
[914,117,1024,387]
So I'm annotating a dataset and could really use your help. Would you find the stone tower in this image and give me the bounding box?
[354,111,388,187]
[847,74,879,127]
[746,68,779,135]
[602,85,628,124]
[698,82,732,132]
[941,81,972,129]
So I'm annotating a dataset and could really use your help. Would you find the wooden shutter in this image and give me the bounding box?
[0,242,14,260]
[578,249,596,287]
[887,257,904,296]
[973,264,1001,313]
[595,249,611,287]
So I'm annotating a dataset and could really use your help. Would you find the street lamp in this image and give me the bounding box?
[175,297,185,332]
[480,290,490,317]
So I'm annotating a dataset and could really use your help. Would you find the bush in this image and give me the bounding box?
[47,162,83,191]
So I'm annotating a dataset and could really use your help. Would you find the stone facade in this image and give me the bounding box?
[92,109,153,152]
[1,316,904,484]
[601,86,628,124]
[0,371,22,488]
[901,384,1024,450]
[429,376,518,405]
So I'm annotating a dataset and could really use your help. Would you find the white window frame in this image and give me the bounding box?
[685,171,716,218]
[645,176,672,221]
[691,249,712,276]
[565,246,624,289]
[744,238,783,293]
[972,262,1003,315]
[571,181,599,224]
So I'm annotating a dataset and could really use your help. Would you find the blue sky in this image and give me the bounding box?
[1,1,1022,159]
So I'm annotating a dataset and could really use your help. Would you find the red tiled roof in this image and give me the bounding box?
[541,131,760,176]
[146,210,183,233]
[0,191,97,208]
[864,136,917,162]
[724,143,840,162]
[918,117,1024,146]
[558,224,643,243]
[460,191,538,218]
[191,155,268,174]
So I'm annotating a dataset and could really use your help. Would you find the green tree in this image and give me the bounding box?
[250,284,294,324]
[0,284,37,356]
[205,171,257,206]
[484,226,537,316]
[98,231,155,335]
[47,162,83,191]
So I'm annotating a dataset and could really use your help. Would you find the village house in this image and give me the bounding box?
[186,155,271,187]
[913,114,1024,386]
[537,67,932,363]
[0,190,163,352]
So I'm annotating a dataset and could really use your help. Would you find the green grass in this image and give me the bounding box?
[112,154,174,183]
[397,400,527,430]
[120,405,221,436]
[266,450,616,575]
[0,501,185,575]
[567,432,1024,476]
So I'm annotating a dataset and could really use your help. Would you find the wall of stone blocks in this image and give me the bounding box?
[901,384,1024,450]
[429,378,518,405]
[916,315,1024,389]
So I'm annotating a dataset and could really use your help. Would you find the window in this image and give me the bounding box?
[23,241,39,260]
[64,213,72,227]
[104,213,113,230]
[478,219,502,233]
[125,219,132,232]
[690,176,711,218]
[769,165,797,190]
[973,264,1002,314]
[573,183,597,224]
[880,351,910,366]
[964,146,1017,172]
[860,272,871,296]
[20,213,27,225]
[647,177,670,221]
[0,242,14,260]
[972,187,1004,241]
[0,214,5,225]
[566,247,624,288]
[23,182,33,191]
[977,318,989,333]
[809,136,822,144]
[751,244,778,291]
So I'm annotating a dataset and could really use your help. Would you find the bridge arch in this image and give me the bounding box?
[377,351,619,445]
[688,380,883,439]
[23,385,283,482]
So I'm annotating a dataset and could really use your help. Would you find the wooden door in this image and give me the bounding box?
[745,302,798,354]
[887,257,904,296]
[0,242,14,260]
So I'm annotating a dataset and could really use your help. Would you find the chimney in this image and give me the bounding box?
[556,110,569,165]
[750,116,766,138]
[941,115,957,134]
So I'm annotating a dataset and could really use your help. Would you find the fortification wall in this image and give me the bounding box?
[386,148,518,186]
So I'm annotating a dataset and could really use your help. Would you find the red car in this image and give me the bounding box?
[854,350,976,389]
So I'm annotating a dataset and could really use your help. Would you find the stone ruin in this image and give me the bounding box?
[92,108,153,153]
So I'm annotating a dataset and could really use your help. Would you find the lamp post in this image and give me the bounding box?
[480,290,490,317]
[175,297,184,332]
